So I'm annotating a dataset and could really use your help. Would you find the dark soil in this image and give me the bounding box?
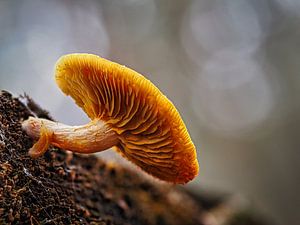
[0,90,272,225]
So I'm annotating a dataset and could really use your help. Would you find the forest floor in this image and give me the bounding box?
[0,90,271,225]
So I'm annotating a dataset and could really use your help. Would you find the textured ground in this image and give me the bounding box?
[0,90,271,225]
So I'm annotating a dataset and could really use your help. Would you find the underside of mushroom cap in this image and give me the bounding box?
[55,53,199,184]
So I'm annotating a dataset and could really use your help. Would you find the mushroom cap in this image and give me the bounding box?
[55,53,199,184]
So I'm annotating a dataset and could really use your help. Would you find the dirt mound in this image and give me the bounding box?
[0,90,271,225]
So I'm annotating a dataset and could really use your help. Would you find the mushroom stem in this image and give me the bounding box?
[22,116,119,158]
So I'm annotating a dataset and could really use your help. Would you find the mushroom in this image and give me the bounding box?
[22,53,199,184]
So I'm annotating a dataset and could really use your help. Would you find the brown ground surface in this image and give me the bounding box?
[0,90,271,225]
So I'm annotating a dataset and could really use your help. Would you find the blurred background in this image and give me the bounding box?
[0,0,299,224]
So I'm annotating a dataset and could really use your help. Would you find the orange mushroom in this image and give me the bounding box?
[22,53,199,184]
